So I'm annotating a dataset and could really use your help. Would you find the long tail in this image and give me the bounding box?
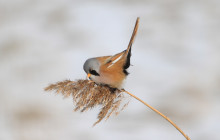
[125,17,140,55]
[123,17,140,70]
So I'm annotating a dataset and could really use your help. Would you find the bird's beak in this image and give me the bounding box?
[87,73,91,79]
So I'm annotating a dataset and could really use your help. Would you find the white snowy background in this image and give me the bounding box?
[0,0,220,140]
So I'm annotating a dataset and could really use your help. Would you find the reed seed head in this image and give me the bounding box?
[45,79,129,125]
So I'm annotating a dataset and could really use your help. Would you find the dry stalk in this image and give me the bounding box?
[45,79,190,140]
[121,89,191,140]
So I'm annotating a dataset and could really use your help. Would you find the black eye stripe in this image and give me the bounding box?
[89,69,100,76]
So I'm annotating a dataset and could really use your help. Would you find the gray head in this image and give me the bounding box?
[83,58,100,76]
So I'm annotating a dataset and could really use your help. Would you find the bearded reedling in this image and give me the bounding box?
[45,17,190,140]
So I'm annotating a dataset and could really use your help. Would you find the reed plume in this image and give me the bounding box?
[45,79,190,140]
[45,79,129,126]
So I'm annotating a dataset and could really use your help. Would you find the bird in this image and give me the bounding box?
[83,17,139,89]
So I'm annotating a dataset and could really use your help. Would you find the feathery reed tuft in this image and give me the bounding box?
[45,79,190,140]
[45,79,129,125]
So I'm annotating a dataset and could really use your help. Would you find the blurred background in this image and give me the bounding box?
[0,0,220,140]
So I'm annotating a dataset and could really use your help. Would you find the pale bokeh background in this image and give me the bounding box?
[0,0,220,140]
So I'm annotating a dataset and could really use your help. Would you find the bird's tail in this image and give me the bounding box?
[125,17,140,55]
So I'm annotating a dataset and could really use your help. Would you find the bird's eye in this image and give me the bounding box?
[89,69,100,76]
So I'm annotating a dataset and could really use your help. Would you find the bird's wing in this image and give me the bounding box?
[105,51,125,68]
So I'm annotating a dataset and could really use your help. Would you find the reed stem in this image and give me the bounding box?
[121,89,190,140]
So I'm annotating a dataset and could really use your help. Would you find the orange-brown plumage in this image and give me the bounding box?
[83,17,139,89]
[96,53,127,88]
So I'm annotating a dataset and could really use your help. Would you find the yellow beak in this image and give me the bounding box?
[87,73,91,79]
